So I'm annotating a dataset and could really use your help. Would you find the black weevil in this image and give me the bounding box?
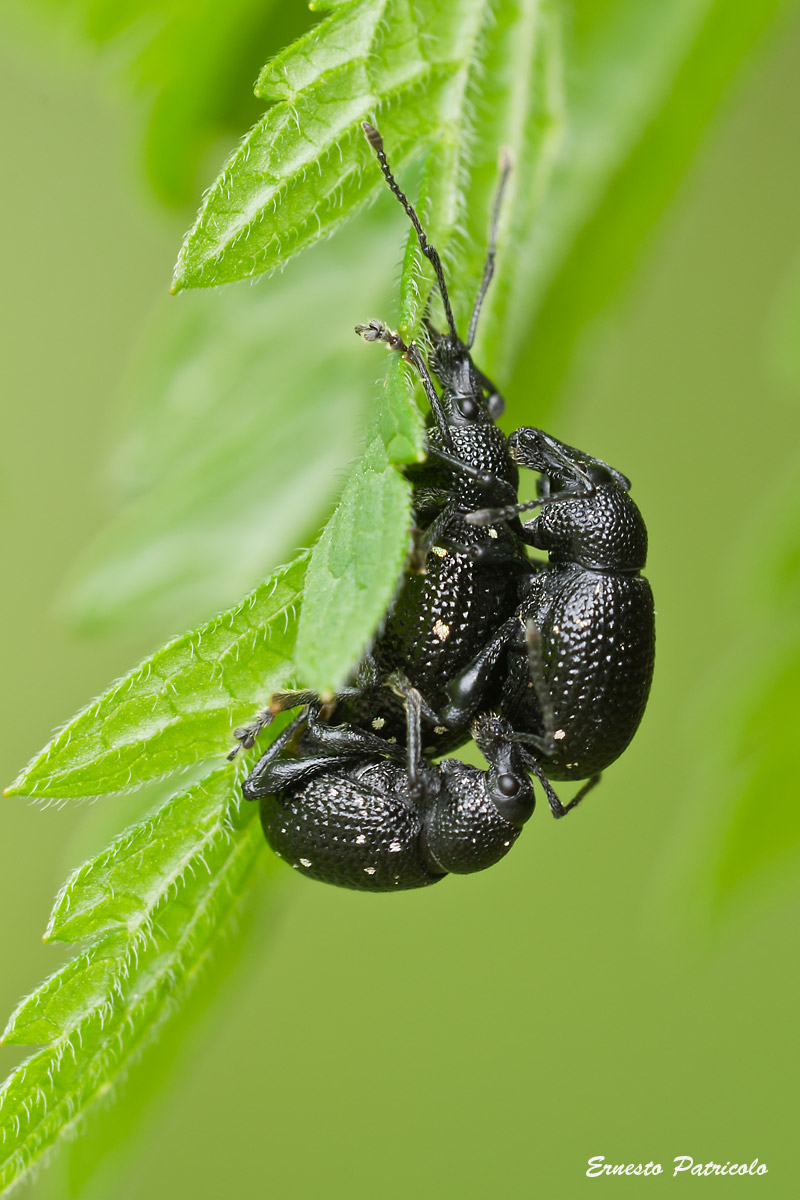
[232,122,533,759]
[238,127,656,887]
[242,691,535,891]
[441,427,656,816]
[242,422,656,888]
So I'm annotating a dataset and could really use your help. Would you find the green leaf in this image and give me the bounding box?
[7,554,307,800]
[171,0,552,295]
[69,0,565,688]
[4,4,797,1193]
[55,0,795,662]
[268,0,564,687]
[0,764,270,1193]
[44,767,252,945]
[9,0,317,206]
[294,431,412,689]
[60,221,398,638]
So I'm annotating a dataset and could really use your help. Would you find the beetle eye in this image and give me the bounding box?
[459,397,478,419]
[487,391,505,419]
[491,772,535,827]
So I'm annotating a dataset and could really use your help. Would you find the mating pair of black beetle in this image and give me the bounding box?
[235,123,655,892]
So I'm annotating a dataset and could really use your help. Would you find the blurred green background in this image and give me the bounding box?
[2,2,800,1197]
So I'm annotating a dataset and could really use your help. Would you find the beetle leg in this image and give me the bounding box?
[398,681,425,801]
[230,682,373,759]
[244,752,360,800]
[228,706,278,758]
[425,445,518,502]
[520,755,602,820]
[303,706,407,764]
[439,614,522,728]
[415,502,536,567]
[382,673,438,801]
[239,711,311,790]
[384,672,439,725]
[229,688,325,758]
[466,497,544,528]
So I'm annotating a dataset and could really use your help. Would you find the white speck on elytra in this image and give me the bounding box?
[355,834,366,844]
[389,841,402,852]
[433,619,450,641]
[364,867,376,875]
[434,725,447,735]
[372,717,385,730]
[299,858,312,868]
[554,730,566,740]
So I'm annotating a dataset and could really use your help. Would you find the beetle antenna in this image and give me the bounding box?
[362,122,458,341]
[466,147,513,349]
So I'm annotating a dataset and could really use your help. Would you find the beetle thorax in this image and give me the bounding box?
[538,486,648,572]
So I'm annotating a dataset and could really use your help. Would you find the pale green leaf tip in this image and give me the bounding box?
[6,774,49,799]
